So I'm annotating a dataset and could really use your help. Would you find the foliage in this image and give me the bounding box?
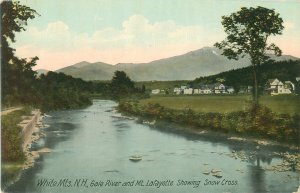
[119,101,299,144]
[215,6,284,103]
[35,72,94,111]
[109,71,147,100]
[1,1,40,106]
[1,107,31,162]
[110,71,135,99]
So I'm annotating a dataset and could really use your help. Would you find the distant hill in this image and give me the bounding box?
[57,61,114,80]
[56,47,299,81]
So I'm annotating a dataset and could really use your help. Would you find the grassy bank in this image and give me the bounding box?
[1,107,32,189]
[119,99,300,144]
[1,107,32,162]
[139,95,300,114]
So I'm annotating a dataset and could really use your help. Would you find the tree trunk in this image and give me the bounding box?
[252,65,259,105]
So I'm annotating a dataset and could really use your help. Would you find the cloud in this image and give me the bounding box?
[284,21,295,30]
[13,15,220,70]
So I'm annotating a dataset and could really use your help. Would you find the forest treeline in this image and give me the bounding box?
[193,59,300,93]
[3,67,145,111]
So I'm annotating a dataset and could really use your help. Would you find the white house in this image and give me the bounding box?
[151,89,160,94]
[202,88,213,94]
[193,88,200,94]
[214,83,226,94]
[173,87,182,95]
[183,88,193,95]
[266,78,294,95]
[196,85,213,94]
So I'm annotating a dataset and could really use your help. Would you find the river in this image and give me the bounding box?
[6,100,299,193]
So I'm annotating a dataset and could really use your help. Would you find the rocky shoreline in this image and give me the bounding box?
[20,111,51,170]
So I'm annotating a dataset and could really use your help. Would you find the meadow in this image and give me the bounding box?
[135,80,190,90]
[139,94,300,115]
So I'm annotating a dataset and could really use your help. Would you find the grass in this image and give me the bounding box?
[259,95,300,115]
[139,94,300,114]
[1,163,23,173]
[1,106,32,162]
[1,106,32,128]
[135,80,190,90]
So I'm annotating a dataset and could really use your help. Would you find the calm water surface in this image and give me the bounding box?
[7,100,299,193]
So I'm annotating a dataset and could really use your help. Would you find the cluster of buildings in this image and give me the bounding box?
[173,83,237,95]
[151,77,299,96]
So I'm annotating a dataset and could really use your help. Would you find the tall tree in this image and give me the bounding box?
[214,6,284,104]
[1,1,39,105]
[110,71,135,99]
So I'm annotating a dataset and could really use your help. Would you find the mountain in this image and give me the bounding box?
[56,47,299,81]
[57,61,114,80]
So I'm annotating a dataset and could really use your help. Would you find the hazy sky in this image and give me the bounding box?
[13,0,300,70]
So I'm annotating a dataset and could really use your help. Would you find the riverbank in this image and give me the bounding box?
[143,119,299,151]
[118,101,299,148]
[1,108,49,190]
[19,110,51,170]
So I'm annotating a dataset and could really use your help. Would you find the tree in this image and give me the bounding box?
[1,1,39,105]
[215,6,284,104]
[0,1,38,104]
[110,71,135,99]
[141,84,146,93]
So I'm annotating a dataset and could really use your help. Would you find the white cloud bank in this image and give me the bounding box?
[14,14,220,70]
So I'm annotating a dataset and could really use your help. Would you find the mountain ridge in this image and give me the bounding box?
[55,47,299,81]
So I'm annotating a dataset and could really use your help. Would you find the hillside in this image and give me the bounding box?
[56,61,115,80]
[56,47,298,81]
[192,60,300,92]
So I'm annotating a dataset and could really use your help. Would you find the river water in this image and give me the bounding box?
[6,100,299,193]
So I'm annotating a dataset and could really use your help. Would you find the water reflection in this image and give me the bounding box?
[248,165,266,193]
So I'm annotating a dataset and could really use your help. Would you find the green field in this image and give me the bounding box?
[139,95,300,114]
[135,80,190,90]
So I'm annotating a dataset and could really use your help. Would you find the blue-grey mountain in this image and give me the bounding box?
[55,47,298,81]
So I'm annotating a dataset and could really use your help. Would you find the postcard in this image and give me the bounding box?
[1,0,300,193]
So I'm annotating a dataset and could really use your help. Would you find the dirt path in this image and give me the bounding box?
[1,107,22,115]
